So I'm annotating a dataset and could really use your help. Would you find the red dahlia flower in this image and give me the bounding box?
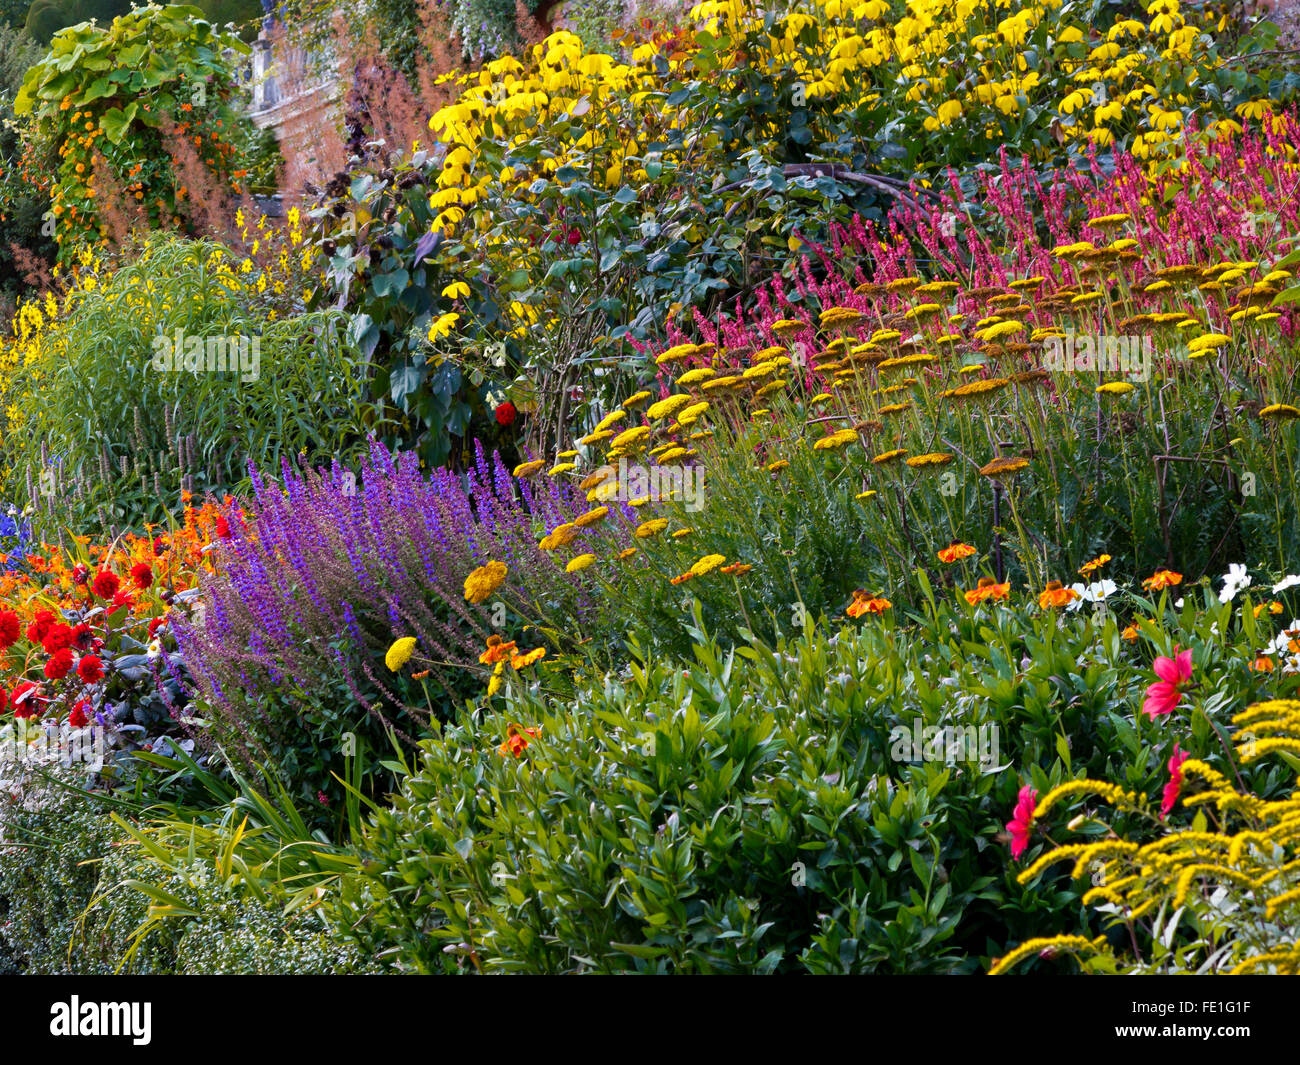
[130,562,154,589]
[42,623,74,653]
[92,570,120,599]
[68,700,90,728]
[0,610,20,648]
[44,648,74,680]
[77,655,105,684]
[11,680,41,717]
[495,401,518,427]
[25,609,55,644]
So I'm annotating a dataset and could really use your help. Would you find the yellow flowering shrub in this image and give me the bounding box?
[994,700,1300,975]
[311,0,1286,467]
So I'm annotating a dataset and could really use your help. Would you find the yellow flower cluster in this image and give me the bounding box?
[1000,700,1300,975]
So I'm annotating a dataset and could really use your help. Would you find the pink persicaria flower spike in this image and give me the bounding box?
[1160,743,1190,821]
[1142,646,1194,719]
[1006,784,1038,860]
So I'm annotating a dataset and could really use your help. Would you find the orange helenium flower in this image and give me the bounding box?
[964,577,1010,605]
[1038,580,1079,608]
[479,635,518,664]
[846,590,891,617]
[938,541,976,563]
[1142,569,1183,591]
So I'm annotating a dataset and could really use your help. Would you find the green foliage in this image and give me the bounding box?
[333,593,1295,973]
[9,4,258,259]
[8,235,370,530]
[0,753,376,974]
[0,766,124,973]
[76,751,377,973]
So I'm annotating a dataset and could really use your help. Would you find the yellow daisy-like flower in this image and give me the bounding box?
[820,306,865,330]
[655,343,700,364]
[538,524,578,551]
[974,320,1023,342]
[944,378,1011,399]
[427,312,460,341]
[905,452,954,469]
[1096,382,1135,395]
[464,560,508,603]
[578,467,616,491]
[979,456,1030,478]
[903,303,943,321]
[594,410,627,432]
[566,553,597,573]
[677,401,710,425]
[701,375,742,392]
[1260,403,1300,420]
[440,280,472,299]
[770,318,807,337]
[1187,333,1231,353]
[385,636,417,672]
[885,277,921,293]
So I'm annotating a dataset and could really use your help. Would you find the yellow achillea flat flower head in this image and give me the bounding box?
[385,636,417,672]
[464,560,508,603]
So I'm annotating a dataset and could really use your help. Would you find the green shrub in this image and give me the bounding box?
[333,586,1297,973]
[6,234,370,529]
[0,766,125,973]
[77,752,381,973]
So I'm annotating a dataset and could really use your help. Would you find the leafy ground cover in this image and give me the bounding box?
[0,0,1299,977]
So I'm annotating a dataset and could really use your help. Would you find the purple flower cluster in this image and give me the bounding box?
[175,439,592,761]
